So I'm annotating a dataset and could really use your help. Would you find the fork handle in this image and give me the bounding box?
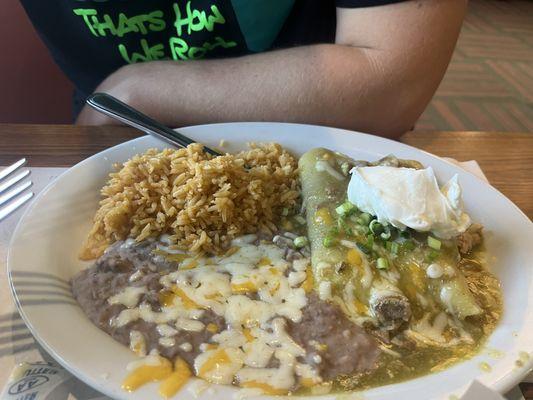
[86,93,221,156]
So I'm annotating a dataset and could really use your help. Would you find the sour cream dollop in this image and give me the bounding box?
[347,166,471,239]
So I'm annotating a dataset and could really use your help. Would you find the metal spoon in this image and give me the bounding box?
[86,93,221,156]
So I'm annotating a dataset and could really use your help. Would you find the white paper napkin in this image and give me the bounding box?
[442,158,489,182]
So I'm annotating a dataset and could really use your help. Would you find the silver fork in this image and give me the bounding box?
[0,159,34,222]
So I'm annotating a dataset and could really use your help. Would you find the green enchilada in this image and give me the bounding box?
[298,147,502,390]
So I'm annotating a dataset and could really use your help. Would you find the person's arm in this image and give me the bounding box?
[76,0,466,138]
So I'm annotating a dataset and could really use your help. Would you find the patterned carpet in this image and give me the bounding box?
[415,0,533,133]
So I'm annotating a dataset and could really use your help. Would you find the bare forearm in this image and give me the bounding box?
[83,45,425,137]
[78,1,466,138]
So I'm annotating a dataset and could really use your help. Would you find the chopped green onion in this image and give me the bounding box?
[340,162,351,176]
[400,230,411,239]
[369,220,384,235]
[359,213,372,225]
[357,243,371,254]
[342,223,354,236]
[293,236,308,248]
[336,201,355,216]
[390,242,400,255]
[403,240,415,251]
[323,228,339,248]
[427,236,442,250]
[426,249,440,263]
[366,234,375,248]
[385,241,392,251]
[294,215,306,225]
[377,257,389,270]
[380,231,391,240]
[323,236,336,248]
[281,208,289,216]
[337,217,354,236]
[357,225,370,235]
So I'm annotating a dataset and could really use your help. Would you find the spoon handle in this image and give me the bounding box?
[86,93,221,156]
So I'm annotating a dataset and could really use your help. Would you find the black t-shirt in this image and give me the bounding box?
[21,0,404,96]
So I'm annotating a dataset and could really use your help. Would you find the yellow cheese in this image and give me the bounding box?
[204,292,221,300]
[301,268,314,293]
[257,257,271,266]
[158,358,191,398]
[198,349,231,378]
[282,219,294,231]
[240,381,288,395]
[181,259,198,270]
[173,287,202,309]
[269,281,280,295]
[314,343,328,352]
[404,283,418,301]
[300,377,318,388]
[206,323,219,333]
[354,299,368,314]
[158,290,175,307]
[314,208,333,225]
[243,328,254,342]
[346,248,362,266]
[407,262,426,290]
[231,281,258,294]
[122,357,172,392]
[132,341,144,355]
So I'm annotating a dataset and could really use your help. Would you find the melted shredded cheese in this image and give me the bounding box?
[318,281,332,301]
[129,330,146,356]
[156,324,178,337]
[159,337,176,347]
[108,286,146,308]
[315,160,345,180]
[113,239,317,395]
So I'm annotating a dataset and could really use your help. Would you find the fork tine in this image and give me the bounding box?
[0,192,33,222]
[0,170,31,194]
[0,158,26,182]
[0,181,33,207]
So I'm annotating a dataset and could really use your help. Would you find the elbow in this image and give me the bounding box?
[374,107,422,139]
[377,86,436,139]
[360,113,418,140]
[338,98,423,140]
[363,79,436,139]
[359,66,448,139]
[328,63,433,139]
[342,51,441,138]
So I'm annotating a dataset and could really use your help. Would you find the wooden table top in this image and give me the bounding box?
[0,124,532,219]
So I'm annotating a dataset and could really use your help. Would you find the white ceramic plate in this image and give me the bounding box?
[8,122,533,400]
